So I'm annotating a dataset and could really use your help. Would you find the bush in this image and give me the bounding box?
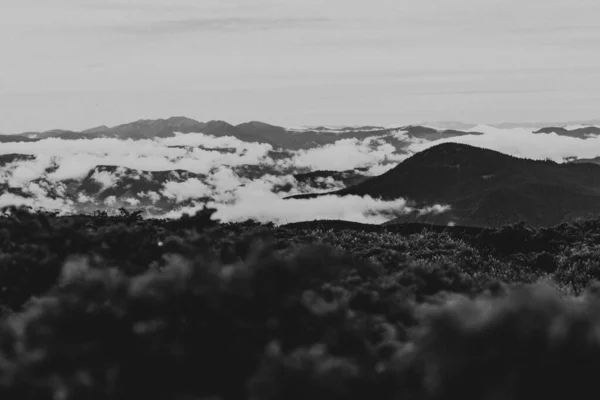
[0,208,600,398]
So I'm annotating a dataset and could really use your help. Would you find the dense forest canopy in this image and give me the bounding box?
[0,206,599,399]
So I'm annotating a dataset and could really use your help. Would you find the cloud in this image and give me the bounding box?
[0,192,73,214]
[210,192,413,225]
[313,176,346,191]
[77,193,93,203]
[283,136,401,171]
[0,156,55,187]
[91,169,119,191]
[23,182,47,198]
[124,197,140,206]
[157,172,450,225]
[418,204,452,216]
[104,196,117,206]
[160,178,212,202]
[364,163,398,176]
[138,191,161,203]
[0,134,275,183]
[0,131,408,219]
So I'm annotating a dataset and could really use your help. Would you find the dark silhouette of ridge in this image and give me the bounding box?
[534,126,600,139]
[289,143,600,228]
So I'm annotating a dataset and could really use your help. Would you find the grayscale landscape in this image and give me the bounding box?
[1,1,600,399]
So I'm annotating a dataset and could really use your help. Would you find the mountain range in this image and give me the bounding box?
[3,116,600,226]
[0,117,487,151]
[534,126,600,139]
[288,143,600,227]
[3,116,598,150]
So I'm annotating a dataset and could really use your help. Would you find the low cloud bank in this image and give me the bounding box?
[0,135,275,180]
[0,131,413,223]
[0,133,404,183]
[282,137,406,171]
[0,192,73,214]
[160,179,212,202]
[211,194,412,225]
[159,173,451,225]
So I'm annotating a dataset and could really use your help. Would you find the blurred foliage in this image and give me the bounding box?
[0,207,600,398]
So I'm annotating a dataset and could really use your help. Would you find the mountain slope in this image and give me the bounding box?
[292,143,600,227]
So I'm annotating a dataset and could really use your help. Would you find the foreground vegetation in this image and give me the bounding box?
[1,206,600,399]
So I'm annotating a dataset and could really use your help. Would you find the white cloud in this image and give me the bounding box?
[124,197,141,206]
[138,191,161,203]
[205,167,248,202]
[314,176,346,191]
[0,193,73,213]
[160,178,212,202]
[91,170,119,190]
[22,182,47,198]
[418,204,452,216]
[207,166,245,191]
[104,196,117,206]
[1,156,54,187]
[211,191,413,225]
[0,135,275,185]
[364,163,398,176]
[78,193,93,203]
[160,132,268,150]
[284,136,401,171]
[158,173,450,225]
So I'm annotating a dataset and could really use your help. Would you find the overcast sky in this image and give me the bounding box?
[1,0,600,132]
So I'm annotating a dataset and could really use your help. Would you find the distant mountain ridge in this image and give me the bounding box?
[0,117,486,151]
[534,126,600,139]
[2,116,600,150]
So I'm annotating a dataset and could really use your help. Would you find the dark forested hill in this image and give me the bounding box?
[290,143,600,228]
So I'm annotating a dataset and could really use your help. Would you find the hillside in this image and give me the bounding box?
[291,143,600,227]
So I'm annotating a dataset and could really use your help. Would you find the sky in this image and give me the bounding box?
[2,0,600,133]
